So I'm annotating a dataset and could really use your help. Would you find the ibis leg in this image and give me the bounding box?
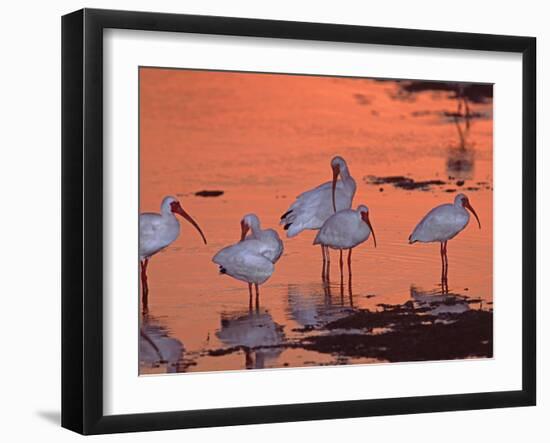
[441,241,449,293]
[439,242,445,293]
[254,283,260,309]
[443,241,449,293]
[325,247,331,282]
[248,283,253,311]
[321,245,326,280]
[465,98,471,129]
[140,258,149,314]
[245,349,254,369]
[339,249,344,301]
[347,249,353,306]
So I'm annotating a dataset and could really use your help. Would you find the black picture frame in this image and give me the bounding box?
[62,8,536,435]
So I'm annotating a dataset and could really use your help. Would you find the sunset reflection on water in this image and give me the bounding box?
[139,68,493,374]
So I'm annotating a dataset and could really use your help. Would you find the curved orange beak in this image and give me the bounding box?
[331,164,340,213]
[240,219,250,242]
[361,211,377,248]
[172,202,207,244]
[464,199,481,229]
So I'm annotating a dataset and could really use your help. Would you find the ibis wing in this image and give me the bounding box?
[294,180,331,201]
[139,213,166,257]
[281,181,330,223]
[313,210,357,246]
[410,204,466,242]
[213,240,274,284]
[263,228,284,263]
[230,252,274,281]
[281,181,348,230]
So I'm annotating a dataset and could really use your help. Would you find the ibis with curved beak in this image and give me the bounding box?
[314,204,377,282]
[139,196,207,311]
[409,193,481,291]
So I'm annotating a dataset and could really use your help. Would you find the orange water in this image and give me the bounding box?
[139,68,493,373]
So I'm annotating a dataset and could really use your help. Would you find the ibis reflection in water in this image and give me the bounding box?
[139,314,184,373]
[410,285,471,315]
[287,283,355,330]
[216,308,285,369]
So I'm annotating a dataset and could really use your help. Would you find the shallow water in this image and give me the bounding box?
[139,69,493,374]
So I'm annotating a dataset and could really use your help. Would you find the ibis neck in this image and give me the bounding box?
[249,220,262,236]
[340,169,356,196]
[160,199,174,216]
[161,207,175,218]
[455,202,468,213]
[339,166,351,182]
[164,211,178,222]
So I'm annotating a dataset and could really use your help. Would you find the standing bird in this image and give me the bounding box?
[280,156,357,275]
[313,205,377,285]
[240,213,284,263]
[213,215,282,307]
[408,193,481,292]
[139,196,207,312]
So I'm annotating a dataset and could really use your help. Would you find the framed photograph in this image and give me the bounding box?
[62,8,536,435]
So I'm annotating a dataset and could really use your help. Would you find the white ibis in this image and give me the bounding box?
[139,196,207,311]
[313,204,376,282]
[240,213,284,264]
[213,214,282,306]
[213,240,275,307]
[408,193,481,292]
[280,156,356,275]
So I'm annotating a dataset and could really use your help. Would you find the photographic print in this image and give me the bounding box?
[138,67,493,375]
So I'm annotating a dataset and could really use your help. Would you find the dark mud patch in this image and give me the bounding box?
[206,297,492,367]
[399,81,493,104]
[365,175,446,191]
[178,357,198,371]
[292,325,316,333]
[302,305,492,362]
[195,190,224,197]
[207,343,301,358]
[411,110,487,121]
[442,111,487,120]
[353,93,373,105]
[208,345,245,357]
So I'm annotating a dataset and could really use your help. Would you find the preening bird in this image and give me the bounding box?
[280,156,357,237]
[213,214,282,306]
[139,196,207,311]
[280,156,356,276]
[240,213,284,264]
[409,193,481,292]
